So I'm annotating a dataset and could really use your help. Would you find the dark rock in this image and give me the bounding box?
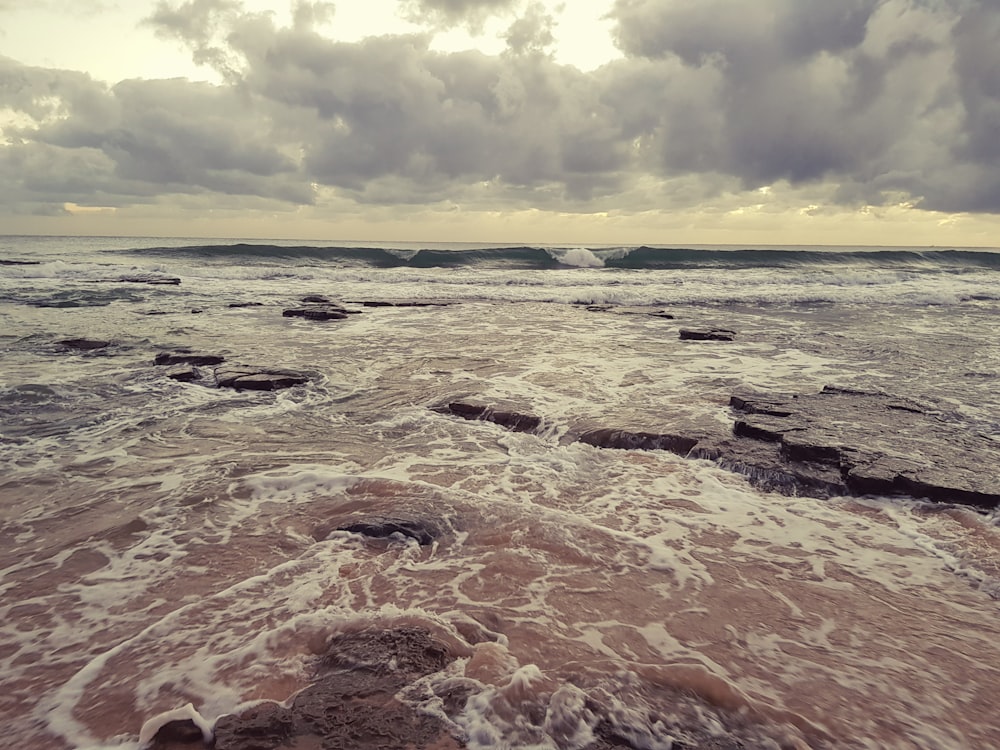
[190,309,203,314]
[453,384,1000,509]
[213,702,294,750]
[300,295,331,304]
[440,401,542,433]
[348,300,453,308]
[0,259,41,265]
[228,301,264,308]
[214,365,309,391]
[282,302,359,320]
[145,719,204,747]
[58,338,111,351]
[154,350,225,366]
[580,304,676,319]
[165,366,200,382]
[320,627,453,678]
[212,627,458,750]
[578,428,699,456]
[724,386,1000,507]
[679,328,736,341]
[323,516,443,546]
[97,274,181,285]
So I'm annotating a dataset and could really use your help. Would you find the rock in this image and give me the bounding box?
[679,328,736,341]
[320,515,443,546]
[439,401,542,433]
[447,385,1000,509]
[154,350,225,366]
[228,301,264,308]
[282,303,358,320]
[144,718,204,747]
[721,386,1000,507]
[212,702,293,750]
[580,304,676,319]
[96,274,181,285]
[165,366,200,382]
[300,295,331,304]
[58,338,111,351]
[346,300,453,308]
[213,627,458,750]
[0,259,40,265]
[577,428,699,456]
[214,365,309,391]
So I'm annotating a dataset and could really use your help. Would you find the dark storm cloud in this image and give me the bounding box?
[3,0,1000,217]
[607,0,1000,213]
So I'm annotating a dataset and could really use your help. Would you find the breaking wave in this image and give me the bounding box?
[114,243,1000,271]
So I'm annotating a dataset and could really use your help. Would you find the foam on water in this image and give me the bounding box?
[3,237,1000,749]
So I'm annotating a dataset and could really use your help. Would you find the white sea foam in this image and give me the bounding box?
[4,237,1000,749]
[546,247,606,268]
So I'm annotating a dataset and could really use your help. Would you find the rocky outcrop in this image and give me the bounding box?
[436,387,1000,509]
[438,401,542,433]
[95,274,181,285]
[165,366,200,382]
[152,351,308,391]
[211,627,458,750]
[213,365,309,391]
[348,300,454,307]
[319,516,443,546]
[679,328,736,341]
[154,350,225,366]
[282,302,361,320]
[577,428,699,455]
[722,386,1000,507]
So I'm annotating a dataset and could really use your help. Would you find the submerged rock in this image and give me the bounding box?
[319,515,443,546]
[679,328,736,341]
[213,627,458,750]
[214,365,309,391]
[439,401,542,433]
[165,365,200,382]
[282,303,358,320]
[96,274,181,285]
[577,428,699,455]
[154,350,225,366]
[348,300,454,307]
[581,304,676,319]
[58,338,111,351]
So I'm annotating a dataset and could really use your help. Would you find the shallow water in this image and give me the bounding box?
[1,238,999,749]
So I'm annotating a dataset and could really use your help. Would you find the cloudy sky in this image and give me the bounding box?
[1,0,999,245]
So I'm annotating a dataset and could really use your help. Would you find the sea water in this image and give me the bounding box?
[1,236,999,749]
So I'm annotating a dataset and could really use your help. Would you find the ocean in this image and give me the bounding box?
[1,235,999,750]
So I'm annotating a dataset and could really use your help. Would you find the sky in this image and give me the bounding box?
[1,0,999,245]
